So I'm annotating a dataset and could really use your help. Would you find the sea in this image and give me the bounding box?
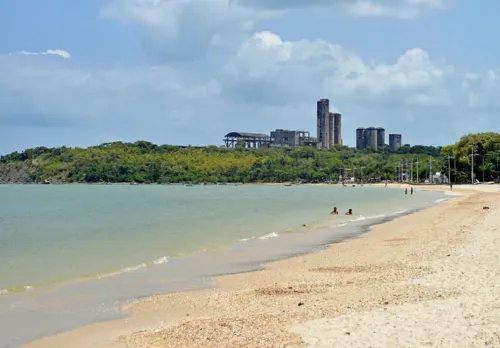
[0,183,449,347]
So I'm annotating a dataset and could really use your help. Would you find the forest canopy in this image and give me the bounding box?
[1,133,499,184]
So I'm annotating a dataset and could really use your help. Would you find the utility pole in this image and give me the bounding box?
[429,156,434,184]
[448,152,454,185]
[470,145,479,184]
[410,156,414,183]
[415,158,420,184]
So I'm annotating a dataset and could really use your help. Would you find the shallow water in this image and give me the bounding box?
[0,184,448,347]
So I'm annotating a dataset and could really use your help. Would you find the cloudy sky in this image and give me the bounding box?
[0,0,499,153]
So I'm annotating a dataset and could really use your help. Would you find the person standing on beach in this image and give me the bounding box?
[450,181,453,190]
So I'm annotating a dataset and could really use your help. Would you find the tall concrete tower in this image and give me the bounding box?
[328,112,335,148]
[365,127,378,151]
[389,134,402,151]
[317,99,330,149]
[333,113,342,145]
[356,128,366,150]
[376,127,385,149]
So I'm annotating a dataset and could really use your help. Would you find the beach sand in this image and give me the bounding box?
[23,184,500,348]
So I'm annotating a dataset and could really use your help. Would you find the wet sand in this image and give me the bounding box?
[23,184,500,348]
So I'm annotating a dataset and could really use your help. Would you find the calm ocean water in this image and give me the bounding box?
[0,184,442,294]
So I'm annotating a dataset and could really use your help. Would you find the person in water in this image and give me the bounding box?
[330,207,338,215]
[411,187,414,195]
[405,188,408,195]
[345,208,353,215]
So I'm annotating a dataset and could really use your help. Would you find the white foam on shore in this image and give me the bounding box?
[258,232,279,240]
[239,236,256,242]
[98,263,147,279]
[392,209,409,215]
[434,198,448,203]
[0,289,7,296]
[153,256,170,265]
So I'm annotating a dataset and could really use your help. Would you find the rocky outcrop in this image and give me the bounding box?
[0,163,34,184]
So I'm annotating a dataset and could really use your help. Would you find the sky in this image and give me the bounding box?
[1,0,499,154]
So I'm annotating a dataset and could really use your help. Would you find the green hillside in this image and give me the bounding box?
[0,133,499,184]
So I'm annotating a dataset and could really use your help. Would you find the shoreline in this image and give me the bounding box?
[16,185,473,348]
[0,183,441,298]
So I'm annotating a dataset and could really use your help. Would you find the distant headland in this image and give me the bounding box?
[0,133,499,185]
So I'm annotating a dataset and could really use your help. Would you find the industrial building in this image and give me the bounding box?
[223,130,318,149]
[317,99,342,149]
[389,134,402,151]
[269,129,318,148]
[223,98,342,149]
[376,127,385,149]
[356,127,387,151]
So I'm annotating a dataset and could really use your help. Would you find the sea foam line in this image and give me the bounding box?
[434,198,448,203]
[258,232,279,240]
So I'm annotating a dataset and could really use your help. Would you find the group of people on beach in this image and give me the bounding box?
[330,207,352,215]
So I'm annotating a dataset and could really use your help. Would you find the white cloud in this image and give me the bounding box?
[101,0,445,62]
[461,69,500,109]
[236,0,445,16]
[223,31,452,107]
[347,0,445,18]
[10,49,71,59]
[101,0,267,61]
[2,28,500,151]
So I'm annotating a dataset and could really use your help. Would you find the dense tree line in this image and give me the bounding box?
[441,132,500,183]
[0,135,498,184]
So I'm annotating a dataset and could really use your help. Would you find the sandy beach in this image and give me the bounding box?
[23,184,500,348]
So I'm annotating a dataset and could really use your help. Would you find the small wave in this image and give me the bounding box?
[434,198,448,203]
[24,285,33,291]
[353,215,366,221]
[392,209,408,215]
[153,256,170,265]
[0,289,7,296]
[333,223,347,227]
[258,232,279,240]
[239,236,255,242]
[368,213,388,219]
[98,263,147,279]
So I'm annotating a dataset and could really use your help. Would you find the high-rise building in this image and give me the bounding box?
[365,127,378,150]
[356,128,366,150]
[333,113,342,145]
[389,134,402,151]
[376,127,385,149]
[317,99,330,149]
[328,112,335,149]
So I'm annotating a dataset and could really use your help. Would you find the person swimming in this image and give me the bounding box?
[330,207,338,215]
[345,208,353,215]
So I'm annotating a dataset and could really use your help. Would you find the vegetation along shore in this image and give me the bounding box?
[1,132,500,184]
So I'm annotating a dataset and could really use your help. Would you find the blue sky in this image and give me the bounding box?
[1,0,499,154]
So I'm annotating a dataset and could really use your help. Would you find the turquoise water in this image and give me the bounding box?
[0,184,440,293]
